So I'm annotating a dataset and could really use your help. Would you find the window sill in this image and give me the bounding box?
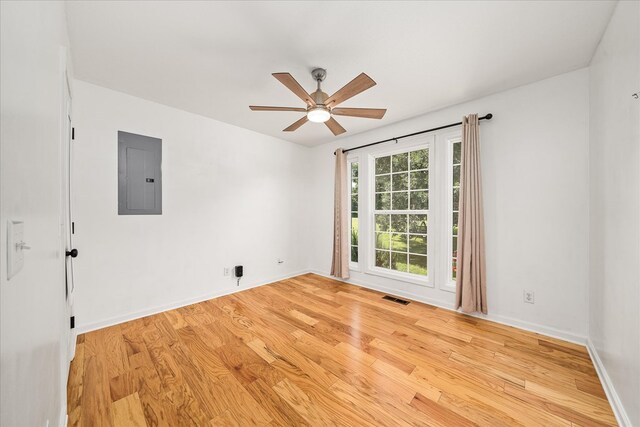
[364,267,433,288]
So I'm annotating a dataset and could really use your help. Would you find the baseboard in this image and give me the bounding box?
[309,270,587,345]
[586,338,632,426]
[76,269,309,334]
[476,312,586,345]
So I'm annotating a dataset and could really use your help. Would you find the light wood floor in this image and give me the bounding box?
[67,273,616,426]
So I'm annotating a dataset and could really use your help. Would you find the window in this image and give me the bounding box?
[450,140,461,282]
[373,147,429,279]
[349,160,360,265]
[347,132,459,289]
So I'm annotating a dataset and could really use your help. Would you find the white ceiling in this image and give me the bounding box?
[65,1,615,146]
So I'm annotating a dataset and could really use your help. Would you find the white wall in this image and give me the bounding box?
[307,69,590,342]
[72,80,311,331]
[588,1,640,425]
[0,2,72,426]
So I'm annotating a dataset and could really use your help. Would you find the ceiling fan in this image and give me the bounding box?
[249,68,386,136]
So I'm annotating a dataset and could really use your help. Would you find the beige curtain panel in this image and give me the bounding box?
[455,114,488,314]
[331,148,350,279]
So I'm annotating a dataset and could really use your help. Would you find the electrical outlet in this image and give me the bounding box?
[524,290,535,304]
[223,267,230,277]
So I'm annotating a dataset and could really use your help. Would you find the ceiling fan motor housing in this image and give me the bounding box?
[311,90,329,107]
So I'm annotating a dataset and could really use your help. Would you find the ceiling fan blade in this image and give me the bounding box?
[272,73,316,107]
[250,106,307,112]
[325,73,376,108]
[283,116,309,132]
[331,107,386,119]
[325,117,347,136]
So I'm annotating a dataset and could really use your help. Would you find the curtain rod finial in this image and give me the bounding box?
[485,113,493,120]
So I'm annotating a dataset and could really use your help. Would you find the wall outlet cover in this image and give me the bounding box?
[524,290,535,304]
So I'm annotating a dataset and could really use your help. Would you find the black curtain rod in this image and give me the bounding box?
[335,113,493,155]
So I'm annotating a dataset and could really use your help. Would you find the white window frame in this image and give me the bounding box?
[440,132,462,293]
[364,136,435,287]
[348,131,464,291]
[348,156,361,271]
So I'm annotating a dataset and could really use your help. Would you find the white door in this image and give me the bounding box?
[61,73,77,362]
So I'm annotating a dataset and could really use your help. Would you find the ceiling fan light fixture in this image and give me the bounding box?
[307,106,331,123]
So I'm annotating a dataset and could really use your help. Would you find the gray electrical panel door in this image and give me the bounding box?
[118,131,162,215]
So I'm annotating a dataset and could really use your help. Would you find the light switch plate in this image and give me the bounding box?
[7,220,25,280]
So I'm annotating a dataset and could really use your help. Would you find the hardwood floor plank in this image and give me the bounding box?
[208,410,242,427]
[524,381,618,425]
[436,391,525,427]
[175,334,272,424]
[334,341,376,366]
[111,392,148,427]
[410,392,479,427]
[291,329,419,404]
[248,338,278,364]
[492,346,602,387]
[575,378,608,400]
[370,359,443,403]
[245,317,340,389]
[328,379,419,427]
[504,383,612,427]
[67,341,85,415]
[163,309,188,330]
[84,325,129,380]
[415,318,474,342]
[276,279,342,309]
[162,383,209,425]
[141,331,183,391]
[412,366,572,426]
[244,378,311,427]
[273,378,340,427]
[109,366,161,403]
[177,302,217,327]
[80,354,114,427]
[67,273,616,426]
[214,340,284,387]
[280,373,379,427]
[289,309,320,326]
[449,351,526,387]
[362,338,419,374]
[331,378,440,427]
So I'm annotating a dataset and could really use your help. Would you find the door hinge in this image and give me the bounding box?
[70,316,75,329]
[72,127,75,140]
[72,222,75,234]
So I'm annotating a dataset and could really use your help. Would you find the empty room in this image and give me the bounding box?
[1,1,639,426]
